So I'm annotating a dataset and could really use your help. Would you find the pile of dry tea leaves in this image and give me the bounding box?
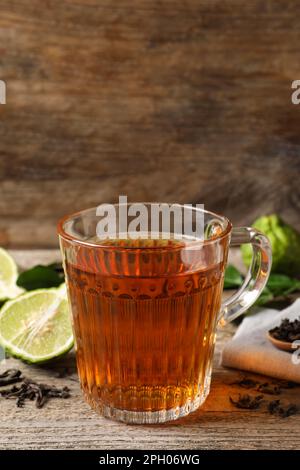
[0,369,71,408]
[229,376,299,418]
[269,318,300,342]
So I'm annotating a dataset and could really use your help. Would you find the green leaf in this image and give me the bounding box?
[224,265,244,289]
[255,286,274,306]
[17,265,64,291]
[266,273,300,296]
[47,262,64,274]
[255,274,300,307]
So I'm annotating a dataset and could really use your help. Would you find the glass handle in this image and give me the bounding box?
[220,227,272,324]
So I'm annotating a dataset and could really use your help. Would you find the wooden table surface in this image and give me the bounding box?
[0,250,300,450]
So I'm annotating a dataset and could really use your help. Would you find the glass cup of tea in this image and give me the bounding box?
[58,204,271,424]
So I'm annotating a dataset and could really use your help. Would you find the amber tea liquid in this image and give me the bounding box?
[64,238,225,422]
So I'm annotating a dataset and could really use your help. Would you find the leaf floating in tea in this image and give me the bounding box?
[229,394,264,410]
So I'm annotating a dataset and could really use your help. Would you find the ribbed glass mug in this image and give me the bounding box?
[58,205,271,424]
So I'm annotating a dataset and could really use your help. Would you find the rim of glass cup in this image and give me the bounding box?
[57,204,232,249]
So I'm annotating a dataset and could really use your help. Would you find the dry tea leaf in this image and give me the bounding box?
[230,394,264,410]
[0,369,71,408]
[0,369,22,387]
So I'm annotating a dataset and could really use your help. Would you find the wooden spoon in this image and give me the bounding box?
[267,332,300,352]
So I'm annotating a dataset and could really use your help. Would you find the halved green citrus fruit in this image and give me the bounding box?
[0,248,24,300]
[0,284,73,363]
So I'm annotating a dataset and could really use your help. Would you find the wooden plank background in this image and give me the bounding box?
[0,0,300,248]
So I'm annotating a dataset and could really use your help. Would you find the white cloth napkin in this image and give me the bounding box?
[221,298,300,383]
